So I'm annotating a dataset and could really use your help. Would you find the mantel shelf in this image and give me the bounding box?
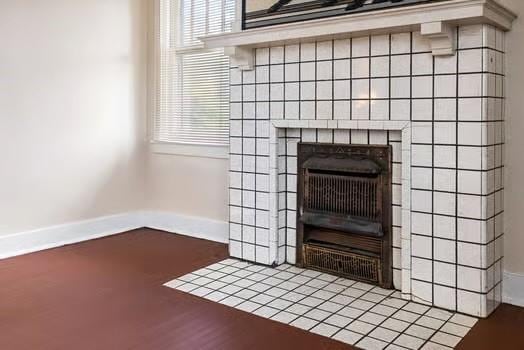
[201,0,516,70]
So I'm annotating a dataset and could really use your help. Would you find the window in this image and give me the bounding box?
[153,0,235,151]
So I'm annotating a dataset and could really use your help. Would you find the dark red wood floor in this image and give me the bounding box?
[0,229,522,350]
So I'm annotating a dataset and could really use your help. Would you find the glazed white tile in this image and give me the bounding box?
[382,318,411,333]
[311,323,340,337]
[430,332,462,348]
[333,329,364,345]
[271,310,299,323]
[394,334,426,349]
[369,327,400,342]
[390,33,411,54]
[290,316,319,330]
[347,319,376,334]
[325,313,353,328]
[405,324,435,340]
[165,259,477,350]
[357,337,389,350]
[421,342,453,350]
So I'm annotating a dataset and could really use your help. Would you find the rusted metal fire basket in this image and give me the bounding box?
[296,143,393,288]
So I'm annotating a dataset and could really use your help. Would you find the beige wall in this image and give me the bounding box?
[0,0,148,236]
[496,0,524,274]
[145,153,229,221]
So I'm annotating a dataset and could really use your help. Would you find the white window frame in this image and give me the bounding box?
[150,0,231,159]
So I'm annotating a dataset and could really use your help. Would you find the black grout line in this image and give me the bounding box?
[240,66,245,261]
[430,46,436,307]
[368,36,372,122]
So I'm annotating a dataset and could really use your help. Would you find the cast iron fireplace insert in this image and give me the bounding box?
[296,143,393,289]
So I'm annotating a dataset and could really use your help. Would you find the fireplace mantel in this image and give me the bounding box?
[201,0,515,70]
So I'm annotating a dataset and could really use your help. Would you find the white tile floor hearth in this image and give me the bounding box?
[164,259,477,350]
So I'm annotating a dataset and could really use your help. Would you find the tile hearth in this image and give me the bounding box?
[164,258,477,350]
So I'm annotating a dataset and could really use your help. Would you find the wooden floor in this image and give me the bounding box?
[0,229,522,350]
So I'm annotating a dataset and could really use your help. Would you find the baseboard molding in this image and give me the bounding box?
[0,211,229,260]
[1,214,523,307]
[142,211,229,244]
[0,212,144,260]
[503,271,524,307]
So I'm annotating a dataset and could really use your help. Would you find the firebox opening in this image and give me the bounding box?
[296,142,393,289]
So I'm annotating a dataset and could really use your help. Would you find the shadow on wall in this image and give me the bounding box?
[144,153,230,223]
[501,0,524,275]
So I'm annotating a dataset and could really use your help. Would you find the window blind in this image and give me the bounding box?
[154,0,235,146]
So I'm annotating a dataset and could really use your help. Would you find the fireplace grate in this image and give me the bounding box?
[305,172,381,220]
[303,243,381,284]
[297,143,392,288]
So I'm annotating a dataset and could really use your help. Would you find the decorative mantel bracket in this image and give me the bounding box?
[420,21,456,56]
[224,46,254,71]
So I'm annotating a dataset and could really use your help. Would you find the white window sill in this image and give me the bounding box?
[150,142,229,159]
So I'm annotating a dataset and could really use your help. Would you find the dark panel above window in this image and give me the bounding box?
[243,0,448,30]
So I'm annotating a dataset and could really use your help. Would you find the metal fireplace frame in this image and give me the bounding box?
[296,142,393,289]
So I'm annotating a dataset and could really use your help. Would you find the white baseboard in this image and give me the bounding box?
[142,211,229,244]
[7,212,519,307]
[503,271,524,307]
[0,212,144,260]
[0,211,229,260]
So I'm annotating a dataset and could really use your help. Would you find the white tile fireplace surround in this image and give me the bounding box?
[206,1,516,319]
[227,24,505,318]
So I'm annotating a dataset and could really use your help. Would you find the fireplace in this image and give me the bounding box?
[220,5,513,314]
[296,143,393,288]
